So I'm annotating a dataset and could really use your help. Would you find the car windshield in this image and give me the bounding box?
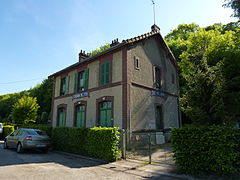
[25,130,38,135]
[25,129,47,136]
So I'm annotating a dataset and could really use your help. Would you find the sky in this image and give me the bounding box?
[0,0,237,95]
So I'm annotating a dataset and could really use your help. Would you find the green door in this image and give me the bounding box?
[156,106,163,129]
[99,101,112,127]
[58,108,66,127]
[76,105,85,127]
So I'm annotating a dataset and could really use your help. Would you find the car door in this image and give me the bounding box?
[7,129,20,148]
[11,129,22,148]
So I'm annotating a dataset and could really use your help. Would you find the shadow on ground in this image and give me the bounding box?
[0,141,105,168]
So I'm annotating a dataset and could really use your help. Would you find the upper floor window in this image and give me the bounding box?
[100,61,110,86]
[74,69,89,92]
[155,66,162,88]
[134,56,140,70]
[60,76,69,96]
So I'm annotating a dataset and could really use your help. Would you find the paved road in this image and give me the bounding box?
[0,141,184,180]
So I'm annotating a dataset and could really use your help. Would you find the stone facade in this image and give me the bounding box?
[50,26,181,132]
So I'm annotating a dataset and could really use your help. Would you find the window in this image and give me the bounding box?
[75,104,86,127]
[134,56,140,70]
[60,76,69,96]
[171,73,175,84]
[57,107,66,127]
[74,69,89,92]
[99,101,112,127]
[155,67,162,88]
[100,61,110,86]
[156,106,164,129]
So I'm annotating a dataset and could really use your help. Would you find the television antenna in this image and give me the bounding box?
[151,0,156,24]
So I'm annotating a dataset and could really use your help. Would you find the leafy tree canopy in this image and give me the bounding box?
[165,22,240,125]
[0,78,53,123]
[11,96,40,124]
[90,44,110,56]
[223,0,240,20]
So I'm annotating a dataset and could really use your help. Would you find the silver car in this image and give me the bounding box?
[0,123,3,134]
[4,128,51,153]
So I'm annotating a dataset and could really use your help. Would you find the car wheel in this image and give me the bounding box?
[17,143,23,153]
[3,140,8,149]
[42,148,49,153]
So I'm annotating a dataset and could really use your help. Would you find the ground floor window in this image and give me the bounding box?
[75,104,86,127]
[156,105,164,129]
[58,107,66,127]
[99,101,112,127]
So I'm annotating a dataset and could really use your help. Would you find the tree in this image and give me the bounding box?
[223,0,240,20]
[90,44,110,56]
[29,78,53,116]
[165,23,240,125]
[165,23,200,61]
[11,96,40,124]
[0,91,29,122]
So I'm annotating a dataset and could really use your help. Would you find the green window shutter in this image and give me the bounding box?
[99,101,112,127]
[74,72,78,93]
[76,105,85,127]
[100,61,110,86]
[105,62,110,85]
[63,109,66,126]
[84,69,89,90]
[57,78,61,96]
[100,63,105,86]
[65,76,70,95]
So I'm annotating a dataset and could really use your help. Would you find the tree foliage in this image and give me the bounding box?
[11,96,40,124]
[90,44,110,56]
[165,22,240,125]
[0,78,53,123]
[29,78,53,116]
[223,0,240,20]
[0,91,29,122]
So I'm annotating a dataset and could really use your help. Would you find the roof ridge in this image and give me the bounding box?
[123,30,160,43]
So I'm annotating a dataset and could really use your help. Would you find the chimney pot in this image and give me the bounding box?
[79,50,90,62]
[110,38,119,47]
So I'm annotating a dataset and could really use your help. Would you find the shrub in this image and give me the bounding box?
[171,126,240,175]
[52,127,120,162]
[3,125,14,138]
[52,127,89,155]
[21,124,52,137]
[86,127,120,162]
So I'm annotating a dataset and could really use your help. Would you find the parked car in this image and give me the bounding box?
[0,123,3,135]
[4,128,51,153]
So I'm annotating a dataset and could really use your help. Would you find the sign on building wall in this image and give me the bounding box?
[151,90,165,97]
[72,92,89,99]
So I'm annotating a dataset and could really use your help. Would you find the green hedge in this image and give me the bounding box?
[86,127,120,161]
[3,125,15,138]
[21,124,52,137]
[52,127,89,155]
[172,126,240,175]
[52,127,120,162]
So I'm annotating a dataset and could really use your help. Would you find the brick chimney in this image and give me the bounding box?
[110,38,119,47]
[79,50,90,62]
[151,24,160,32]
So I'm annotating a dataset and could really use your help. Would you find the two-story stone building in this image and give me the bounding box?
[49,25,181,132]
